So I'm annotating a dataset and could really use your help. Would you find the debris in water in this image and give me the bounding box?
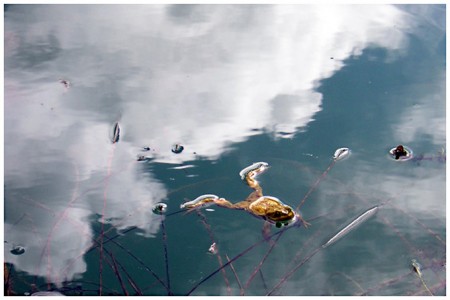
[137,155,151,162]
[411,258,433,296]
[30,291,65,296]
[208,242,218,255]
[31,290,65,296]
[411,259,422,277]
[152,203,167,215]
[10,245,25,255]
[333,147,350,161]
[170,164,196,170]
[171,144,184,154]
[111,122,120,144]
[389,145,413,161]
[301,152,318,158]
[59,79,70,89]
[322,206,378,248]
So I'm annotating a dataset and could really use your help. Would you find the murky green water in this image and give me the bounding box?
[4,4,445,296]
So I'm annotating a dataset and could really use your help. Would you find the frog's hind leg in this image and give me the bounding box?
[214,198,235,209]
[245,177,263,195]
[246,190,263,203]
[181,195,245,211]
[181,194,222,210]
[239,162,269,194]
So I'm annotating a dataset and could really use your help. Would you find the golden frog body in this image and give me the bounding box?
[180,162,307,228]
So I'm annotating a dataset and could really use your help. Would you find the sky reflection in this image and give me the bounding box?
[4,4,443,289]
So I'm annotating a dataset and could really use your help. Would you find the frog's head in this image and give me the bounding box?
[274,214,299,228]
[265,205,295,223]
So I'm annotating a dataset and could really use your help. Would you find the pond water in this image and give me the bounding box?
[4,4,446,296]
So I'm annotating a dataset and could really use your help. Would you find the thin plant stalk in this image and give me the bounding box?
[243,230,283,290]
[100,248,129,296]
[267,246,322,295]
[185,228,287,295]
[160,218,172,295]
[99,145,116,295]
[103,246,142,295]
[267,206,378,295]
[225,254,244,296]
[297,160,336,211]
[196,211,232,296]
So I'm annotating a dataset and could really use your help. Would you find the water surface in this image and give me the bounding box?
[4,4,446,296]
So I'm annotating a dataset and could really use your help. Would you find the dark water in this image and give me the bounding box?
[4,4,445,296]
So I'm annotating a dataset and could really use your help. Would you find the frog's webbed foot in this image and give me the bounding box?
[298,215,311,228]
[239,162,269,193]
[180,195,235,211]
[180,195,220,210]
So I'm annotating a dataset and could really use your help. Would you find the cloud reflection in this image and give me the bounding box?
[5,4,416,286]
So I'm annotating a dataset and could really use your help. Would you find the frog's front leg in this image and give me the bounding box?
[261,221,275,245]
[295,212,311,228]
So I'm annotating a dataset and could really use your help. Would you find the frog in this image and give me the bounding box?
[180,162,309,229]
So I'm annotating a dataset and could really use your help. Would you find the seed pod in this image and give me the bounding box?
[333,147,350,161]
[10,245,25,255]
[171,144,184,154]
[152,203,167,215]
